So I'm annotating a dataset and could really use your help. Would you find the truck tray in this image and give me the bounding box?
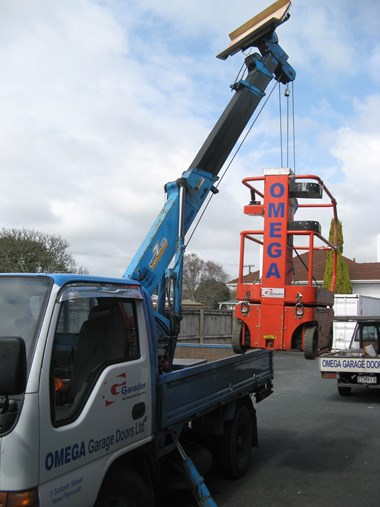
[158,349,273,428]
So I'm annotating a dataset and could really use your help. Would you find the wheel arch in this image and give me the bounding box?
[191,395,257,446]
[96,445,156,502]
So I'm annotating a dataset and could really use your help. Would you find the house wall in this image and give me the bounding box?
[351,282,380,298]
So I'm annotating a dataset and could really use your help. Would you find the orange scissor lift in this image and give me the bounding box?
[233,168,338,359]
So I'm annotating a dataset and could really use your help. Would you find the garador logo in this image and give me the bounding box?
[110,376,127,396]
[103,372,127,407]
[102,372,147,407]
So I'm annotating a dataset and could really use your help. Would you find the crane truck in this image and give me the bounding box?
[0,1,295,506]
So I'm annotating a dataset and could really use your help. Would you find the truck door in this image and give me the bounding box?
[38,284,153,507]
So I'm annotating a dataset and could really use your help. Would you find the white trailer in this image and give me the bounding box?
[333,294,380,349]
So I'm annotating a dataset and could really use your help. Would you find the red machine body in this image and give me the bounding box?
[234,168,338,359]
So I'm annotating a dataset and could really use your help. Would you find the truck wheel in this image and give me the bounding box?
[338,385,351,396]
[217,404,253,479]
[303,325,318,360]
[95,467,153,507]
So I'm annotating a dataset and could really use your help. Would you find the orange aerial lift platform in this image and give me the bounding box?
[233,168,338,359]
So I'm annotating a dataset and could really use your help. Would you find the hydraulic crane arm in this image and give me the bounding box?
[124,0,295,366]
[191,0,295,176]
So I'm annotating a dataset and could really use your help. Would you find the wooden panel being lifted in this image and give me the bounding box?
[217,0,291,60]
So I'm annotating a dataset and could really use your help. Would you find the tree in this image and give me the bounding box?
[183,252,230,307]
[195,279,230,309]
[323,220,352,294]
[0,228,88,274]
[182,253,206,301]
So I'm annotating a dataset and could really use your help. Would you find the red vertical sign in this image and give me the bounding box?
[261,173,293,291]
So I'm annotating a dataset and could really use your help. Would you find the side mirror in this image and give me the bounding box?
[0,337,27,395]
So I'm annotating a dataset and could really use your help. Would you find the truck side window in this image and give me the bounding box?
[51,297,140,425]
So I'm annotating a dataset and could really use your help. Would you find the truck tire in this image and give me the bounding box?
[95,467,153,507]
[338,385,351,396]
[217,404,253,479]
[303,325,318,360]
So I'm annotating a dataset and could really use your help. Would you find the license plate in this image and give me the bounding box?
[357,376,377,384]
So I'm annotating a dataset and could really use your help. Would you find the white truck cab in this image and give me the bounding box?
[0,274,154,507]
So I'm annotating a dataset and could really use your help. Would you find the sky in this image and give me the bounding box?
[0,0,379,279]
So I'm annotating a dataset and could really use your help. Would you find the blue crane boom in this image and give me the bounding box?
[124,0,296,368]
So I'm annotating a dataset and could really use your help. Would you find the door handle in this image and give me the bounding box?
[132,402,145,420]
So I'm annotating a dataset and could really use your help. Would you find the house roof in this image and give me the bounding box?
[228,251,380,285]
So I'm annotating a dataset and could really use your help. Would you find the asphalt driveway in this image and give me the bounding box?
[166,350,380,507]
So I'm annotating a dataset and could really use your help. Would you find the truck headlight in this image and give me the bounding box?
[0,489,38,507]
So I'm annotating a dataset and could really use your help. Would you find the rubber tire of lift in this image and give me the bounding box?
[216,404,253,479]
[338,385,352,396]
[95,467,153,507]
[303,325,318,360]
[232,319,247,355]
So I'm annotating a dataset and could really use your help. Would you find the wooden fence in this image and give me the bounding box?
[178,308,233,344]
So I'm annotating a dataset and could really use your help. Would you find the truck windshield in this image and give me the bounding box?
[0,276,52,365]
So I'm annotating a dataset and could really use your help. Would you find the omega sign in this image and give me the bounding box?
[264,180,286,281]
